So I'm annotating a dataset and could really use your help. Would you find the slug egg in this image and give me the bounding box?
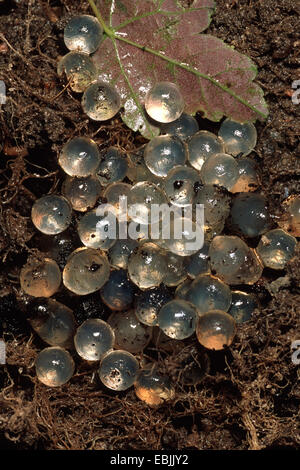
[100,269,135,311]
[127,181,168,225]
[279,196,300,237]
[163,252,187,287]
[231,157,260,193]
[218,118,257,156]
[145,81,184,123]
[160,112,199,140]
[35,346,75,387]
[108,310,152,353]
[74,318,115,361]
[108,239,138,270]
[187,130,225,171]
[20,257,61,298]
[59,137,100,177]
[57,51,97,92]
[184,241,210,279]
[256,228,297,270]
[64,15,103,54]
[134,367,175,406]
[31,194,72,235]
[82,81,121,121]
[63,247,110,295]
[230,193,271,238]
[163,165,201,207]
[62,175,102,212]
[196,310,236,350]
[228,291,258,323]
[200,153,239,191]
[135,285,173,327]
[98,350,139,391]
[77,208,116,250]
[144,135,186,178]
[128,242,167,289]
[157,299,198,339]
[186,273,232,314]
[97,147,128,186]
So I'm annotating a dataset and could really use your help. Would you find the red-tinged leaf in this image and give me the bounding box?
[90,0,268,139]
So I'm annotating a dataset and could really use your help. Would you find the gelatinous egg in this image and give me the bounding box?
[127,146,163,186]
[102,182,131,214]
[175,279,193,300]
[100,269,135,311]
[163,252,187,287]
[200,153,239,191]
[64,15,103,54]
[230,193,271,237]
[144,135,186,178]
[187,130,225,171]
[163,165,201,207]
[82,81,121,121]
[31,195,72,235]
[128,242,167,289]
[63,247,110,295]
[108,239,138,270]
[20,257,61,297]
[62,175,102,212]
[196,310,236,350]
[228,291,258,323]
[194,184,231,241]
[134,367,175,406]
[135,285,172,327]
[160,112,199,140]
[59,137,100,177]
[279,195,300,237]
[127,181,168,225]
[97,147,128,186]
[186,274,231,314]
[218,118,257,156]
[157,217,204,257]
[151,326,183,353]
[98,349,139,391]
[209,235,263,285]
[27,298,75,348]
[108,310,152,353]
[256,228,297,270]
[77,208,116,250]
[145,81,184,123]
[184,241,210,279]
[35,346,75,387]
[157,299,198,339]
[231,157,260,193]
[74,318,114,361]
[57,51,97,92]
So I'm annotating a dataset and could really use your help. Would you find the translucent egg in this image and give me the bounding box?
[279,196,300,237]
[108,239,138,270]
[134,367,175,406]
[31,195,72,235]
[20,257,61,297]
[59,137,100,177]
[63,247,110,295]
[163,166,201,207]
[64,15,103,54]
[128,242,167,289]
[127,146,163,186]
[151,326,183,353]
[35,346,75,387]
[108,310,152,353]
[62,175,102,212]
[145,81,184,123]
[187,130,225,171]
[98,349,139,391]
[194,184,231,241]
[230,193,271,237]
[100,269,135,311]
[164,252,187,287]
[157,299,198,339]
[144,135,186,178]
[184,241,210,279]
[127,182,168,225]
[27,298,75,348]
[231,157,260,193]
[102,182,131,213]
[57,51,97,92]
[74,318,115,361]
[175,279,193,300]
[256,229,297,270]
[82,81,121,121]
[157,217,204,257]
[135,285,172,327]
[97,147,128,186]
[77,209,116,250]
[209,235,263,285]
[218,118,257,156]
[200,153,239,191]
[160,113,199,140]
[196,310,236,350]
[186,274,231,314]
[228,291,258,323]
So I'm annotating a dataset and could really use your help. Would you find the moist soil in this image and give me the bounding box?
[0,0,299,450]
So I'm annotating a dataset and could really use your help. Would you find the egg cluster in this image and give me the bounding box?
[19,15,298,406]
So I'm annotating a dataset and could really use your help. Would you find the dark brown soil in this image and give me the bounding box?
[0,0,299,450]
